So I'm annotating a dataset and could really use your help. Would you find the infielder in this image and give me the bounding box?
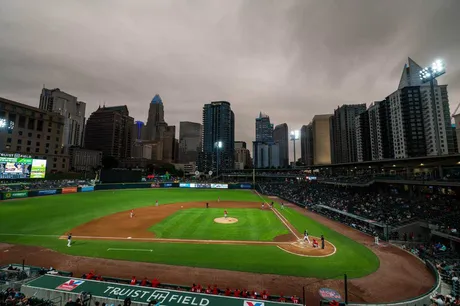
[130,209,134,218]
[261,202,265,209]
[281,202,285,210]
[67,233,72,247]
[155,200,159,207]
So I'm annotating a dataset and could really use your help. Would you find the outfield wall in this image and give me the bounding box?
[0,183,254,200]
[21,275,296,306]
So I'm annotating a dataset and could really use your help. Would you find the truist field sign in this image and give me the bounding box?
[24,275,295,306]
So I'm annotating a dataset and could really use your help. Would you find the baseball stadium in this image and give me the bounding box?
[2,168,455,306]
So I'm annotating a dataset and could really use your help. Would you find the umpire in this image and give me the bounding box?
[321,235,325,249]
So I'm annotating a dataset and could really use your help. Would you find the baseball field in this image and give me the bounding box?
[0,189,379,279]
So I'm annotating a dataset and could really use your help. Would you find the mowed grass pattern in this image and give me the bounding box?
[149,208,289,241]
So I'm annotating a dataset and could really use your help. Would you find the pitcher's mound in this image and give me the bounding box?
[214,217,238,224]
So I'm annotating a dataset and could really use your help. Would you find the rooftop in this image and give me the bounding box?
[151,94,163,104]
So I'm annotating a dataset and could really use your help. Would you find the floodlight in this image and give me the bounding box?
[217,141,223,148]
[0,118,6,128]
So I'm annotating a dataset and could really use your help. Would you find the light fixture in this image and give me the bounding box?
[420,163,424,166]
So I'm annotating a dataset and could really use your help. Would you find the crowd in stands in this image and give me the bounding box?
[0,180,92,192]
[259,182,460,230]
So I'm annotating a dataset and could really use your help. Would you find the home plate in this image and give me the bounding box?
[127,237,132,239]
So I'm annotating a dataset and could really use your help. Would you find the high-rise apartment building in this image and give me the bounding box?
[355,112,372,162]
[84,105,134,159]
[255,112,273,142]
[0,97,69,173]
[273,123,289,167]
[198,101,235,172]
[367,100,394,160]
[234,147,251,169]
[39,88,86,148]
[300,124,314,166]
[179,121,202,163]
[312,114,332,165]
[330,104,366,164]
[253,142,279,168]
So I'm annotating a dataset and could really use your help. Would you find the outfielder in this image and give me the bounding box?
[218,197,220,203]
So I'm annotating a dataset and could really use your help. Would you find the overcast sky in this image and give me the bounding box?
[1,0,460,161]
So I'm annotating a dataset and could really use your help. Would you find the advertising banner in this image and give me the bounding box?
[239,184,252,189]
[3,191,29,200]
[62,187,78,194]
[24,275,295,306]
[179,183,190,188]
[195,183,211,188]
[150,183,160,188]
[160,183,179,188]
[211,183,228,189]
[80,186,95,192]
[38,189,57,196]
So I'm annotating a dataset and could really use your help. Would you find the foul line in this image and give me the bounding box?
[254,190,300,240]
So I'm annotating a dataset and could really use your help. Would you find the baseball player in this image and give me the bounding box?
[303,230,311,244]
[224,210,228,219]
[374,234,379,245]
[261,202,265,209]
[281,202,285,210]
[130,209,134,218]
[155,200,159,207]
[218,197,220,203]
[67,233,72,247]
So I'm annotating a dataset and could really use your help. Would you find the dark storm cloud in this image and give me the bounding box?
[1,0,459,160]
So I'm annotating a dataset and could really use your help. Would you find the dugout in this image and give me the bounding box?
[100,168,143,183]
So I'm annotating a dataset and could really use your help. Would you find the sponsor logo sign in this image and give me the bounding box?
[150,183,160,188]
[179,183,190,188]
[318,288,342,301]
[4,191,28,199]
[196,183,211,188]
[81,186,94,192]
[244,301,265,306]
[211,183,228,189]
[240,184,252,189]
[162,183,173,188]
[62,187,78,194]
[56,279,85,291]
[38,189,57,196]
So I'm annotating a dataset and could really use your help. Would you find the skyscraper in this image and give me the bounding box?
[368,100,394,160]
[235,141,247,149]
[144,94,177,162]
[355,112,371,162]
[312,114,332,165]
[39,88,86,148]
[330,104,366,163]
[300,124,314,166]
[84,105,134,159]
[255,112,273,142]
[198,101,235,172]
[273,123,289,167]
[179,121,202,163]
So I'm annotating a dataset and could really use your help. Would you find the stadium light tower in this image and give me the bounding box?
[215,141,223,179]
[290,130,300,168]
[420,59,446,155]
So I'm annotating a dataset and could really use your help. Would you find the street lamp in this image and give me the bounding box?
[419,59,446,155]
[215,141,223,179]
[290,130,300,168]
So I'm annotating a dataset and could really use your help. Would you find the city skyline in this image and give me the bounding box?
[1,0,460,161]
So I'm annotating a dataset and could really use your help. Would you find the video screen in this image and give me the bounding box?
[0,157,47,179]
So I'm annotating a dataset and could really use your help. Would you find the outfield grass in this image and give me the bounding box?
[149,208,289,241]
[0,189,380,278]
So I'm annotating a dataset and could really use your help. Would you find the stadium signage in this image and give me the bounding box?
[0,153,31,158]
[240,184,252,189]
[62,187,78,194]
[80,186,95,192]
[38,189,57,196]
[4,191,28,199]
[210,184,228,189]
[318,288,342,301]
[24,275,295,306]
